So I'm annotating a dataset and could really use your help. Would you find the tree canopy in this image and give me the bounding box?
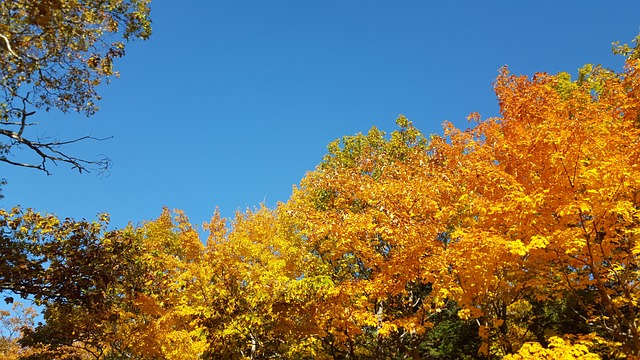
[2,37,640,359]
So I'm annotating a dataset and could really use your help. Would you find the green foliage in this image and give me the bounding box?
[612,34,640,60]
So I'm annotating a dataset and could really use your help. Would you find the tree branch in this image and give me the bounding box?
[0,33,18,58]
[0,127,112,175]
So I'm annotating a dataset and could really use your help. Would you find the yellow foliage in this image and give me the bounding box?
[504,337,601,360]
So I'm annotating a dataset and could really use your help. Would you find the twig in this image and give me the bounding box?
[0,34,18,57]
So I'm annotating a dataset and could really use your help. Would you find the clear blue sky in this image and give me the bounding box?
[2,1,639,230]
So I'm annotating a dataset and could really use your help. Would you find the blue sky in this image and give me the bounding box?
[2,1,639,230]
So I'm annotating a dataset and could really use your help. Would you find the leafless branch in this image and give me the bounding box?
[0,33,18,58]
[0,121,38,126]
[0,157,46,172]
[0,112,112,175]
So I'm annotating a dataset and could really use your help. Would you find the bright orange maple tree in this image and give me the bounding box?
[285,40,640,357]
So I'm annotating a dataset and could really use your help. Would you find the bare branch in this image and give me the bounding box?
[18,98,31,136]
[0,121,38,126]
[39,135,113,147]
[0,156,50,174]
[0,33,18,58]
[0,126,112,174]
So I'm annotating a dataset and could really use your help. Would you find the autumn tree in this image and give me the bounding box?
[0,207,147,307]
[185,206,318,359]
[0,302,38,359]
[285,38,640,358]
[118,206,332,359]
[420,44,640,357]
[0,207,155,358]
[0,0,151,174]
[286,116,486,359]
